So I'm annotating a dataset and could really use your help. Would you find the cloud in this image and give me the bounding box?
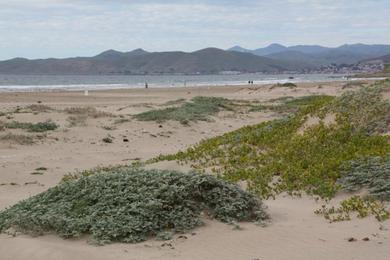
[0,0,389,59]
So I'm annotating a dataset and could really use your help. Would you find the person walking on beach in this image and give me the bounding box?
[145,82,148,89]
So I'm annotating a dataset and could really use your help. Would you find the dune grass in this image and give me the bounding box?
[0,168,267,244]
[0,133,35,145]
[134,96,233,125]
[249,95,334,113]
[5,120,58,132]
[151,80,390,199]
[270,82,297,89]
[64,107,112,118]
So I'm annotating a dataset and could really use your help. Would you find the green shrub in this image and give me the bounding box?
[135,96,233,124]
[5,120,58,132]
[0,168,267,244]
[339,157,390,201]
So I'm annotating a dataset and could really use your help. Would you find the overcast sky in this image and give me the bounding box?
[0,0,389,60]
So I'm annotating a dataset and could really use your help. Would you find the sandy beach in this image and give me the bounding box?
[0,81,389,260]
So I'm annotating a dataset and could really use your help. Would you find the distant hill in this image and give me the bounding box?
[228,43,390,68]
[361,54,390,64]
[2,44,390,75]
[252,44,287,56]
[0,48,296,75]
[265,51,321,69]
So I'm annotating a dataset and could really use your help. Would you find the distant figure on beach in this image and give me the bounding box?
[248,80,254,85]
[145,82,148,89]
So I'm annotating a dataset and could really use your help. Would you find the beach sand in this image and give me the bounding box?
[0,81,389,260]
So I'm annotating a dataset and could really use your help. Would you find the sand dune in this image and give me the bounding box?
[1,81,389,260]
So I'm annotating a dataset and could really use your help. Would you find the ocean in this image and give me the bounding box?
[0,73,349,91]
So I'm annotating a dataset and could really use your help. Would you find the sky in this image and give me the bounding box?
[0,0,389,60]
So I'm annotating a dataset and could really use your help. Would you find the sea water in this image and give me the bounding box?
[0,73,349,91]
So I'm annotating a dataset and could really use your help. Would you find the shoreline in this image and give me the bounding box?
[0,73,358,92]
[0,77,382,94]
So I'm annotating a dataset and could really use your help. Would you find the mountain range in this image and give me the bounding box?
[0,48,295,75]
[229,43,390,68]
[0,43,389,75]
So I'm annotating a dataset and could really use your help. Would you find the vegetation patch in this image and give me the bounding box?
[0,168,267,244]
[135,96,234,125]
[23,104,53,113]
[270,82,297,89]
[315,196,389,222]
[331,82,390,134]
[102,125,116,131]
[0,133,35,145]
[160,98,187,106]
[342,81,365,89]
[102,136,114,143]
[385,64,390,73]
[114,118,131,124]
[249,95,333,114]
[30,171,44,175]
[64,107,113,118]
[67,115,87,127]
[152,81,390,199]
[338,157,390,201]
[5,120,58,132]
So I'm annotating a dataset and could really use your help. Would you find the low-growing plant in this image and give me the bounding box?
[249,95,333,114]
[0,133,35,145]
[64,107,113,118]
[102,125,116,131]
[67,115,87,127]
[102,136,113,143]
[161,98,186,106]
[342,81,365,89]
[338,157,390,201]
[24,104,53,113]
[114,118,131,124]
[315,196,390,222]
[135,96,233,125]
[0,168,268,244]
[5,120,58,132]
[270,82,297,89]
[30,172,44,175]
